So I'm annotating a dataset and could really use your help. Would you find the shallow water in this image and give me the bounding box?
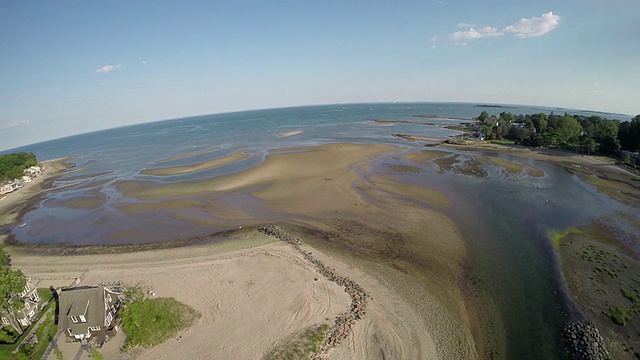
[4,102,638,358]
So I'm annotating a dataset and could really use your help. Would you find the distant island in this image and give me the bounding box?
[474,104,517,109]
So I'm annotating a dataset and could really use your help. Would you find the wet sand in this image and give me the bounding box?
[6,141,640,359]
[0,158,69,227]
[141,149,249,176]
[5,143,480,359]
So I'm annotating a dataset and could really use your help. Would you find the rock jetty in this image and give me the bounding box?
[562,321,610,360]
[259,226,368,357]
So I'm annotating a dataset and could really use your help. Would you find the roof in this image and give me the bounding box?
[59,286,106,335]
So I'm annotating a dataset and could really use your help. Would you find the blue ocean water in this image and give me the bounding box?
[3,102,634,246]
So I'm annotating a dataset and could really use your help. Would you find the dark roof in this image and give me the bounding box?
[59,287,106,335]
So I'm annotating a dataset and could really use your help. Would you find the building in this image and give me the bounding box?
[0,181,18,195]
[24,166,41,177]
[58,286,121,343]
[0,279,41,334]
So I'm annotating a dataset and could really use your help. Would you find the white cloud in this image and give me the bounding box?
[457,22,475,28]
[96,64,121,74]
[0,120,30,129]
[447,11,561,42]
[142,60,147,67]
[454,42,468,47]
[503,12,561,38]
[449,26,502,40]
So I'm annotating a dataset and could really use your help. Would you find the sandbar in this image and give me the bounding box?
[141,149,250,176]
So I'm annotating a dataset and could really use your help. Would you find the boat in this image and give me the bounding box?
[19,223,27,228]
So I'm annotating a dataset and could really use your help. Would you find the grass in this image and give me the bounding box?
[36,288,54,303]
[549,228,582,248]
[622,288,640,306]
[487,156,524,174]
[489,139,516,145]
[263,324,331,360]
[121,297,200,351]
[90,349,105,360]
[584,176,637,204]
[28,310,58,360]
[53,347,63,360]
[0,296,56,359]
[605,306,629,326]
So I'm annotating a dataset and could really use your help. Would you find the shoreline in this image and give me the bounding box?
[4,143,478,359]
[0,157,72,229]
[4,141,640,359]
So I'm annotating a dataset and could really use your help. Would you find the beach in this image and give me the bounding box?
[4,139,640,359]
[4,143,481,359]
[0,158,69,228]
[10,228,452,360]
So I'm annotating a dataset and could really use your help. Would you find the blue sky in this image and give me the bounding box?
[1,0,639,150]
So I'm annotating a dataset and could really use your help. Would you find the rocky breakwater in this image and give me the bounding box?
[563,321,610,360]
[259,226,368,357]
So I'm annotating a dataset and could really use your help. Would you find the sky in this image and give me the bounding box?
[1,0,639,150]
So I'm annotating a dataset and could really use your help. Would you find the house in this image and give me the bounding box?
[58,286,121,343]
[0,182,16,195]
[24,166,41,177]
[21,176,32,183]
[0,178,26,195]
[0,279,41,334]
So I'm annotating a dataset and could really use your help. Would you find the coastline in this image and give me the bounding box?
[0,157,71,228]
[4,141,640,359]
[4,143,479,359]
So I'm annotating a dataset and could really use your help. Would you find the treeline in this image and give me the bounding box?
[477,111,640,156]
[0,153,38,181]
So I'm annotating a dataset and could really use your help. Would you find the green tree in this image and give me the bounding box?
[0,246,8,266]
[0,267,26,313]
[580,137,597,155]
[0,152,38,181]
[618,115,640,151]
[554,115,582,146]
[530,113,548,133]
[478,111,489,124]
[598,136,621,155]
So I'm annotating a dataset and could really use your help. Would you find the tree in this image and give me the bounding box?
[618,115,640,151]
[0,246,8,267]
[554,115,582,146]
[531,113,548,133]
[0,266,26,313]
[598,136,621,155]
[478,111,489,124]
[0,152,38,181]
[580,137,597,155]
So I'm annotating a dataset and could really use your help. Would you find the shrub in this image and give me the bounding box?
[605,306,629,325]
[121,297,200,350]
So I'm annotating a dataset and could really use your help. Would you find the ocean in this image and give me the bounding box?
[2,102,638,358]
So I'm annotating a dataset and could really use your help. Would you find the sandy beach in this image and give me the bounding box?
[4,140,639,359]
[4,143,480,359]
[9,228,448,360]
[0,158,69,227]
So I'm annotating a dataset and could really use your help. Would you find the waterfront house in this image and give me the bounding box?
[58,286,121,343]
[24,166,41,177]
[0,279,41,334]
